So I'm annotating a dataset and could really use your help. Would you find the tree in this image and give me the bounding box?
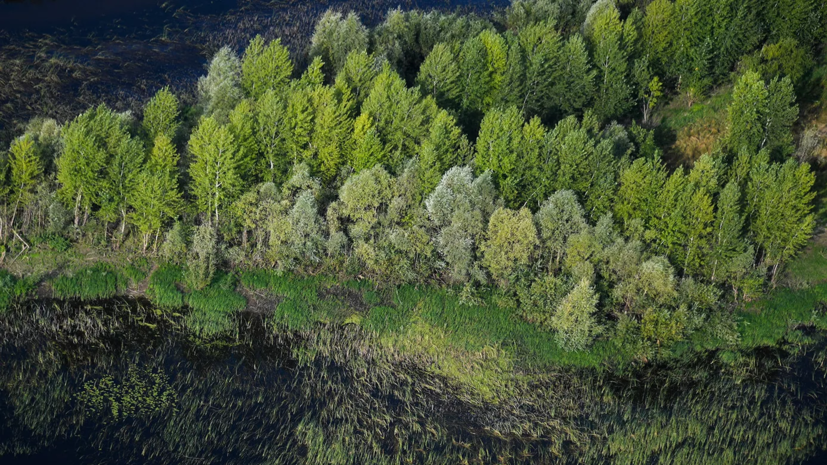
[8,136,42,210]
[142,87,180,143]
[309,85,353,182]
[338,165,396,241]
[416,43,461,109]
[241,35,293,99]
[550,278,601,352]
[228,99,258,185]
[614,155,666,231]
[706,180,748,283]
[334,50,379,106]
[535,190,588,269]
[310,10,369,78]
[350,113,388,172]
[129,135,182,252]
[255,90,290,184]
[557,34,595,115]
[426,167,498,283]
[633,58,662,124]
[99,128,145,241]
[417,110,467,194]
[188,117,242,227]
[642,0,674,76]
[481,207,538,285]
[360,66,434,171]
[586,0,632,121]
[517,20,563,117]
[185,224,219,291]
[197,46,243,123]
[727,71,798,157]
[746,159,815,283]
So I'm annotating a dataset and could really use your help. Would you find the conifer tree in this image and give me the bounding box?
[309,10,369,77]
[707,180,748,283]
[228,99,258,185]
[558,34,595,115]
[350,113,388,172]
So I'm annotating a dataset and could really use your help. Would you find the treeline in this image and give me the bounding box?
[0,0,823,353]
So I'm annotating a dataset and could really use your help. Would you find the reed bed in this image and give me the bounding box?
[50,263,127,300]
[184,272,246,337]
[0,270,36,313]
[147,263,185,309]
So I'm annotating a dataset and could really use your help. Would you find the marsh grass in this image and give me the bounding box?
[0,270,36,313]
[184,271,246,337]
[147,264,185,309]
[50,264,127,300]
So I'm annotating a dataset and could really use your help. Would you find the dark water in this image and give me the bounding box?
[1,298,827,464]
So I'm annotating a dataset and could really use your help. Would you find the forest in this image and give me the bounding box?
[0,0,825,358]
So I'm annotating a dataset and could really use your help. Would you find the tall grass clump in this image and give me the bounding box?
[51,264,127,300]
[0,270,36,313]
[239,269,328,331]
[184,272,246,337]
[147,264,185,309]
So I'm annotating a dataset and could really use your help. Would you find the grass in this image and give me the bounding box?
[147,264,185,309]
[50,263,127,300]
[0,270,36,313]
[184,272,246,338]
[655,87,732,166]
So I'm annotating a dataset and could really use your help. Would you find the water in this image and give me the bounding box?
[0,298,826,464]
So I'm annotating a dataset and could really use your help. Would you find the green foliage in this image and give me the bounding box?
[185,272,245,337]
[481,207,538,285]
[147,264,185,309]
[310,11,369,78]
[8,135,43,207]
[76,367,176,421]
[185,224,219,291]
[241,35,293,99]
[142,87,180,142]
[51,264,127,300]
[550,278,602,351]
[0,270,36,313]
[188,116,242,226]
[727,71,798,157]
[416,43,460,109]
[197,46,243,123]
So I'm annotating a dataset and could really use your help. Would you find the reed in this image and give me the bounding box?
[0,270,36,313]
[184,272,246,337]
[50,264,127,300]
[147,263,185,309]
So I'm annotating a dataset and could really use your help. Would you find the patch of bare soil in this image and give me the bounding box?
[239,286,282,314]
[319,286,368,313]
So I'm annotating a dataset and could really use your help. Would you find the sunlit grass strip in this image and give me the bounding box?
[738,282,827,348]
[51,264,127,300]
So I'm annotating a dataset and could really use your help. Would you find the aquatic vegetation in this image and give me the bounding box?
[50,264,127,300]
[184,272,246,337]
[147,263,186,309]
[76,367,177,421]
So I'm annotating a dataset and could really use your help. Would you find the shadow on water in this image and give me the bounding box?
[0,297,826,464]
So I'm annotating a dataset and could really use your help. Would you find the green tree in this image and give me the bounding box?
[188,117,242,227]
[728,71,798,157]
[642,0,674,76]
[416,43,461,109]
[8,136,42,210]
[350,113,388,172]
[228,99,258,185]
[334,50,379,107]
[309,85,353,182]
[130,135,182,252]
[417,110,467,194]
[241,35,293,99]
[707,180,749,284]
[426,167,498,283]
[558,34,596,115]
[99,127,145,240]
[142,87,180,143]
[746,159,815,283]
[481,207,538,285]
[535,190,588,269]
[517,20,563,117]
[310,11,369,78]
[197,46,243,123]
[586,0,632,121]
[550,278,602,352]
[185,224,218,291]
[255,90,290,184]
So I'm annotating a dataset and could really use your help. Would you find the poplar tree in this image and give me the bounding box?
[228,99,258,184]
[350,113,388,172]
[188,117,242,227]
[707,180,748,283]
[535,190,588,270]
[255,90,289,184]
[517,20,563,117]
[418,110,467,194]
[334,50,379,107]
[241,35,293,99]
[197,46,243,123]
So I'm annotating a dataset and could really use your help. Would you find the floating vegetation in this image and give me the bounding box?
[0,297,825,464]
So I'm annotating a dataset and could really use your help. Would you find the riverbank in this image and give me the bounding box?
[3,236,827,403]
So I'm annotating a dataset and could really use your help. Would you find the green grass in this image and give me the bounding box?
[657,87,733,133]
[184,272,246,337]
[0,270,36,313]
[738,283,827,348]
[147,264,185,309]
[51,264,127,300]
